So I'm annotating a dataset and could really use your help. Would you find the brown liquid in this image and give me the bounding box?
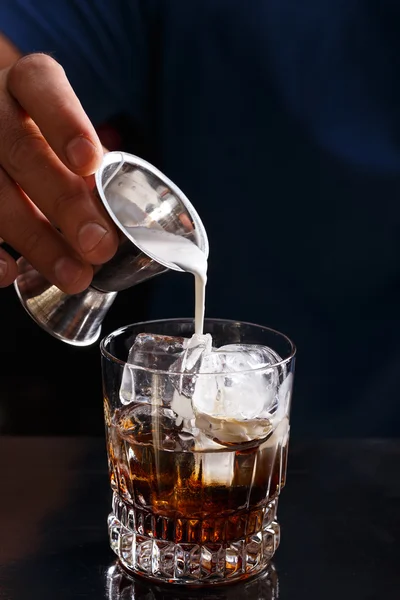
[105,401,289,545]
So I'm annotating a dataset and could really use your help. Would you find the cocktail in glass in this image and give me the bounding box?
[101,318,295,585]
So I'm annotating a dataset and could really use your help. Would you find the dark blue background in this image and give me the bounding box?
[1,0,400,436]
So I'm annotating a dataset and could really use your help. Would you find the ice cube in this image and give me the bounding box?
[170,389,195,421]
[116,403,183,450]
[276,372,293,422]
[216,343,282,370]
[168,334,213,421]
[193,343,280,417]
[191,344,282,445]
[201,451,236,486]
[119,333,190,405]
[119,333,285,448]
[128,332,189,370]
[170,333,213,374]
[192,367,269,419]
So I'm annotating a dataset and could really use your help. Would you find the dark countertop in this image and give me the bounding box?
[0,437,399,600]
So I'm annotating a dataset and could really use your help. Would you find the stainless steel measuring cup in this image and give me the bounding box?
[14,151,208,346]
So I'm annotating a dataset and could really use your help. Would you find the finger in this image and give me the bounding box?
[0,98,118,265]
[83,145,109,190]
[15,258,52,297]
[15,256,33,275]
[6,54,103,176]
[0,246,18,287]
[0,166,93,294]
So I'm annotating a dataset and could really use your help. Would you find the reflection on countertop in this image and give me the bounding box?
[106,562,279,600]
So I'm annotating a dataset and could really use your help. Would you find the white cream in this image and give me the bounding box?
[128,227,208,335]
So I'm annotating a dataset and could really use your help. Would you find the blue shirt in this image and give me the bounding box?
[2,0,400,436]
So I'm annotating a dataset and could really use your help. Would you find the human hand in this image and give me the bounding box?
[0,54,119,292]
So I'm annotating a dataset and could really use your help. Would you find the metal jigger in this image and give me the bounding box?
[14,151,209,346]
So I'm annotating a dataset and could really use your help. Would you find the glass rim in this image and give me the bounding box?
[100,318,296,376]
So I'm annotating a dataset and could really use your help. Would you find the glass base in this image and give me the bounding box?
[108,493,280,586]
[107,561,279,599]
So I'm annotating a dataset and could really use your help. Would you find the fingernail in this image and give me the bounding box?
[66,136,98,169]
[54,257,83,287]
[0,259,8,281]
[78,222,108,254]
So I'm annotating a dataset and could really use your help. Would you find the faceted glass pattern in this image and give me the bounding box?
[101,319,295,586]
